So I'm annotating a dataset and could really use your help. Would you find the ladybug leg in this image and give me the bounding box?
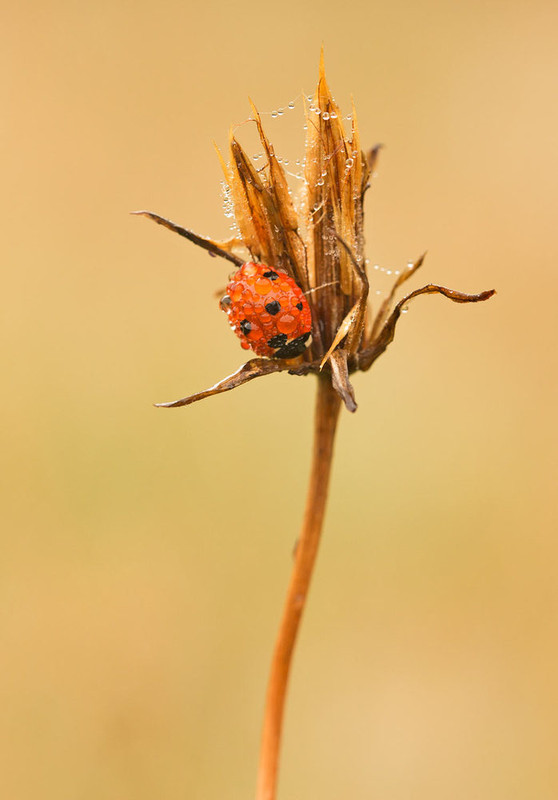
[131,210,244,267]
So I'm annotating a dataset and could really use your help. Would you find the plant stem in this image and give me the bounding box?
[256,375,342,800]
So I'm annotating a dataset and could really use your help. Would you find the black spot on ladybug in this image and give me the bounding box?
[267,333,288,349]
[273,332,311,359]
[296,301,303,311]
[240,319,252,335]
[263,270,279,280]
[265,300,281,315]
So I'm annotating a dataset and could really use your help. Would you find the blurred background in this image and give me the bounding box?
[2,0,557,798]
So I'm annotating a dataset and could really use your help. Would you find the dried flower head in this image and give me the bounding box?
[135,55,496,800]
[134,54,494,413]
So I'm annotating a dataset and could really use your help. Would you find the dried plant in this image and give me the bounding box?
[135,53,494,800]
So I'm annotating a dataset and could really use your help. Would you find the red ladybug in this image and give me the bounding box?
[220,262,312,359]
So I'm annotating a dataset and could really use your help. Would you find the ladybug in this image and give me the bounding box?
[220,262,312,359]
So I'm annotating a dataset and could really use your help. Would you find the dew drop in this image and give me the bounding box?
[288,101,295,109]
[271,110,278,118]
[373,264,379,270]
[277,108,284,116]
[402,306,409,314]
[322,112,330,121]
[386,269,392,276]
[330,112,337,119]
[314,107,321,115]
[317,178,324,186]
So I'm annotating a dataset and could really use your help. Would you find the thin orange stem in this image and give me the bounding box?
[256,375,342,800]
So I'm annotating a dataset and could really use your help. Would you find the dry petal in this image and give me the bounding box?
[304,54,369,351]
[359,284,496,372]
[328,349,357,412]
[131,210,243,266]
[320,297,362,369]
[368,252,426,343]
[154,359,289,408]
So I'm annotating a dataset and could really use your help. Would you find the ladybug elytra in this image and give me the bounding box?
[220,262,312,359]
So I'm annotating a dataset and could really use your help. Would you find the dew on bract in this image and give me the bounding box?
[221,182,234,219]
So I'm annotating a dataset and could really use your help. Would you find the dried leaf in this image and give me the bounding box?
[154,359,288,408]
[358,284,496,372]
[248,102,308,288]
[366,144,383,175]
[368,252,426,343]
[320,297,362,369]
[305,56,359,342]
[328,349,357,412]
[337,234,369,354]
[131,211,244,266]
[228,135,274,264]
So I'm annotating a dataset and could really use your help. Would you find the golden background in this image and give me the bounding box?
[2,0,557,797]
